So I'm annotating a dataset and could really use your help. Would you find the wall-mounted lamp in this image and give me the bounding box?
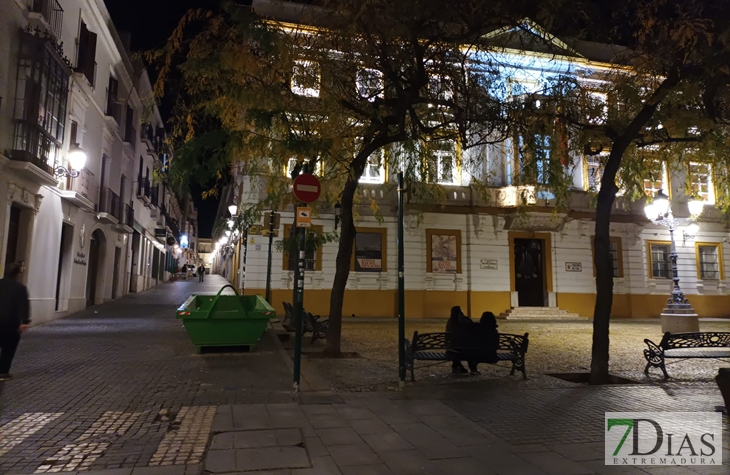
[334,202,342,230]
[228,204,238,216]
[683,223,700,244]
[55,144,87,178]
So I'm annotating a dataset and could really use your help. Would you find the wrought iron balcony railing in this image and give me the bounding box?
[98,187,121,220]
[122,203,134,227]
[124,123,136,147]
[150,185,159,207]
[137,176,150,198]
[30,0,63,40]
[10,120,59,176]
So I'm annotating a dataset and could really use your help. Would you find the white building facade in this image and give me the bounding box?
[226,15,730,320]
[0,0,178,324]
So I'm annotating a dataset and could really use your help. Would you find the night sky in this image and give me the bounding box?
[105,0,222,238]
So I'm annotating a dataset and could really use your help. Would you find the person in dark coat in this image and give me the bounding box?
[446,306,478,375]
[198,265,205,282]
[0,263,30,381]
[476,311,500,365]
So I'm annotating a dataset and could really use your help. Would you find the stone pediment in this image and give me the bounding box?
[481,19,584,59]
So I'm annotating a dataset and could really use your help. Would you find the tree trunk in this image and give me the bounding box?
[324,177,358,355]
[590,180,617,384]
[323,133,393,355]
[589,73,680,384]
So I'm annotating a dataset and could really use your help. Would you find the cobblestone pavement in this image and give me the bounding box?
[307,319,730,391]
[1,282,729,475]
[0,275,295,474]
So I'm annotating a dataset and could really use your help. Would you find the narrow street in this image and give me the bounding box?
[0,275,294,474]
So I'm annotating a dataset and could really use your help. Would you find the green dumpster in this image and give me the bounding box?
[176,284,275,352]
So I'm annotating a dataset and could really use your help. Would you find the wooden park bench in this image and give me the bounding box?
[644,332,730,378]
[404,331,529,381]
[282,302,329,343]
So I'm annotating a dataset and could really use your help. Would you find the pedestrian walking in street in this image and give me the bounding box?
[198,265,205,282]
[0,263,30,381]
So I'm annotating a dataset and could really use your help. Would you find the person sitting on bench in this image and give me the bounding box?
[449,310,500,376]
[446,306,478,375]
[473,312,500,368]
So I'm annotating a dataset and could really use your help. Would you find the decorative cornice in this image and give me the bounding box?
[7,182,43,212]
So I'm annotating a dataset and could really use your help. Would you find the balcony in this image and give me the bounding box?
[157,203,166,226]
[58,168,94,211]
[28,0,63,40]
[96,187,120,225]
[136,176,151,205]
[166,216,181,241]
[139,124,157,151]
[150,185,159,207]
[9,121,60,186]
[141,123,153,144]
[140,123,163,154]
[124,123,136,148]
[114,203,134,233]
[106,102,121,125]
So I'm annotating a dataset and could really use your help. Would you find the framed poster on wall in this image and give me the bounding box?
[353,229,387,272]
[426,229,462,274]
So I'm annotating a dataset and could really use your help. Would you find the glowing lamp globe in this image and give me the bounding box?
[644,202,657,221]
[688,197,704,218]
[228,204,238,216]
[653,190,670,216]
[67,144,87,171]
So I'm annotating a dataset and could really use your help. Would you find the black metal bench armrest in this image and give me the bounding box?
[497,333,529,355]
[644,338,663,357]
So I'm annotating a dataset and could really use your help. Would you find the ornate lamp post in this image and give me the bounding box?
[644,190,705,333]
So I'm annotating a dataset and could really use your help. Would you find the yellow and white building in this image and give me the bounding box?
[223,4,730,320]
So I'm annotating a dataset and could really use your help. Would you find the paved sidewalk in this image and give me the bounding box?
[0,275,728,475]
[201,392,729,475]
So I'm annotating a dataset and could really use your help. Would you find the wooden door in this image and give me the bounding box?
[514,238,545,307]
[86,235,100,307]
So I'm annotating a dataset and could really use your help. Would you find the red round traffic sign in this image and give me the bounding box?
[292,173,321,203]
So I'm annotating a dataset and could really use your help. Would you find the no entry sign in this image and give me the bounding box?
[292,173,321,203]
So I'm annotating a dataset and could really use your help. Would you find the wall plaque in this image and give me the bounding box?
[480,259,498,270]
[565,262,582,272]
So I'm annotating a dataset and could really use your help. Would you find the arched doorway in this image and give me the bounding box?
[86,229,107,307]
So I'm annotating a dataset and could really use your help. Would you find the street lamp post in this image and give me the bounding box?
[644,190,705,333]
